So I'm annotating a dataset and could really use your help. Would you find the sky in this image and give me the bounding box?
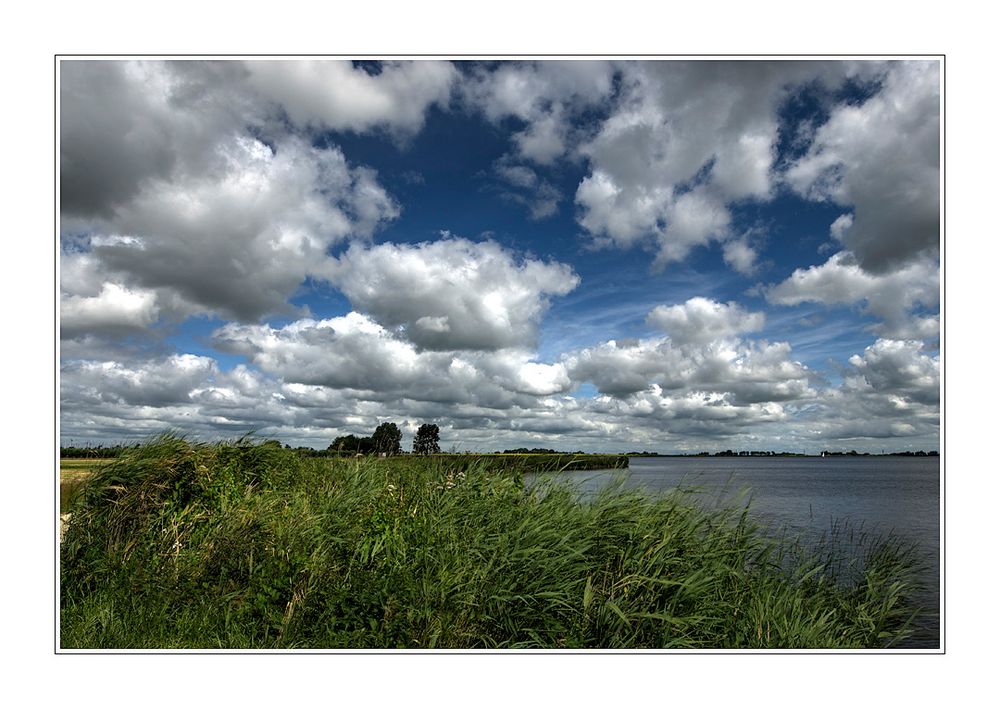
[58,58,941,453]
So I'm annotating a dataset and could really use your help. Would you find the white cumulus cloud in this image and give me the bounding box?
[647,297,765,345]
[722,238,759,275]
[573,61,896,271]
[785,61,940,272]
[767,252,939,340]
[61,280,159,338]
[246,60,457,138]
[848,339,940,405]
[61,61,403,329]
[575,62,829,264]
[463,60,616,165]
[323,238,580,351]
[61,354,218,408]
[566,299,811,407]
[89,135,398,322]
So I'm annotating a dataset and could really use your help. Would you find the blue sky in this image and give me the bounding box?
[59,58,940,452]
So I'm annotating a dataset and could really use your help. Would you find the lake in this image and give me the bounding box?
[531,455,941,649]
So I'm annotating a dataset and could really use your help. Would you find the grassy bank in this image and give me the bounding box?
[415,453,627,473]
[60,436,922,649]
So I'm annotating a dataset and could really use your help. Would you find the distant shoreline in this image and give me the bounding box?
[625,451,939,458]
[60,448,940,460]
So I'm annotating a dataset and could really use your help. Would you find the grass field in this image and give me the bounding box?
[61,459,108,470]
[60,459,105,513]
[59,435,924,649]
[377,452,627,473]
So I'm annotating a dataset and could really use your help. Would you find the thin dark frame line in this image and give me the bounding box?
[54,53,945,58]
[58,649,932,655]
[940,53,946,656]
[54,53,60,656]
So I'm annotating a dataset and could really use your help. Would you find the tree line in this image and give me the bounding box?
[61,423,442,460]
[60,444,137,459]
[327,422,441,456]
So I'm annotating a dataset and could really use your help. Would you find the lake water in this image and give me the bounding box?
[530,455,941,649]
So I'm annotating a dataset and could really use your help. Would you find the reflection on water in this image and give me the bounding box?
[527,455,941,649]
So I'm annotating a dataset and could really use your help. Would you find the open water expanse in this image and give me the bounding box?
[532,455,941,649]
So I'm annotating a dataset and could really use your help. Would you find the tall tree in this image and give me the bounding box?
[329,434,373,455]
[412,423,441,455]
[371,422,402,456]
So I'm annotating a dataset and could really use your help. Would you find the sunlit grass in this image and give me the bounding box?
[60,435,924,649]
[60,460,106,513]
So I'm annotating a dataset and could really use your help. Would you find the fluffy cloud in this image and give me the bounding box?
[245,60,457,138]
[567,335,813,405]
[60,358,318,443]
[212,313,574,407]
[847,339,940,405]
[722,238,758,275]
[59,329,938,453]
[829,213,854,243]
[785,61,940,272]
[767,252,939,340]
[655,187,732,267]
[60,61,258,220]
[60,282,159,338]
[66,136,399,324]
[783,343,940,445]
[586,387,789,435]
[61,60,450,220]
[572,61,897,270]
[213,313,419,391]
[58,60,940,454]
[61,61,402,325]
[565,338,674,397]
[574,62,817,263]
[647,298,765,345]
[566,300,810,408]
[478,355,572,397]
[61,354,217,408]
[492,158,562,219]
[574,169,669,249]
[469,60,937,279]
[95,136,397,321]
[323,238,580,351]
[463,61,617,165]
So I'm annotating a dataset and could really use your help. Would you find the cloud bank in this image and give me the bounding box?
[59,59,941,453]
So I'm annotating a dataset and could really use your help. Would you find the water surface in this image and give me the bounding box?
[530,455,941,649]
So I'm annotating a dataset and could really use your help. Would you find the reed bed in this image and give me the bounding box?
[60,435,923,649]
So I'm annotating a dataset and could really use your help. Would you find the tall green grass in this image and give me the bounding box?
[60,435,923,649]
[417,452,628,473]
